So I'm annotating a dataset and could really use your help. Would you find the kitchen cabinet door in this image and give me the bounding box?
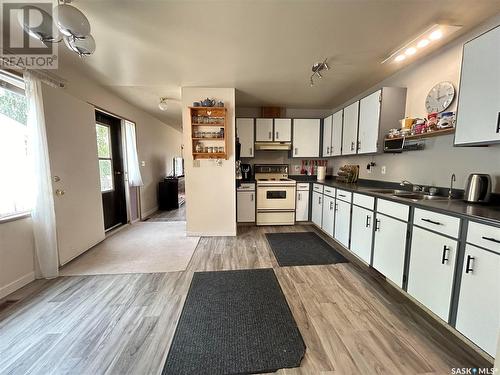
[372,214,407,287]
[455,26,500,146]
[331,109,343,156]
[296,190,309,222]
[293,119,321,157]
[236,118,254,158]
[311,191,323,227]
[321,196,335,237]
[350,205,373,263]
[358,90,381,154]
[322,115,333,156]
[255,118,274,142]
[237,191,255,222]
[274,118,292,142]
[342,101,359,155]
[407,227,457,321]
[456,244,500,357]
[334,199,351,248]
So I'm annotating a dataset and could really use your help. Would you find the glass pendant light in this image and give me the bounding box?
[54,2,91,38]
[64,34,95,56]
[18,5,62,44]
[158,98,168,111]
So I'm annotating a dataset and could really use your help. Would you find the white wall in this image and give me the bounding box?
[331,15,500,192]
[182,88,236,236]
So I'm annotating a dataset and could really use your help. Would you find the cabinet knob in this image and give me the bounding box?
[53,175,61,182]
[55,189,65,197]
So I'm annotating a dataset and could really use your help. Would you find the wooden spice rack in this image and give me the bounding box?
[190,106,228,160]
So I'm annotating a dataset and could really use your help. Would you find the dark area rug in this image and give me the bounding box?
[266,232,348,267]
[162,268,305,375]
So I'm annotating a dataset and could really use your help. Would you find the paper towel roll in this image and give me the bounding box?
[317,166,326,181]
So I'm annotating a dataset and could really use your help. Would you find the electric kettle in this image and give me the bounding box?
[464,174,491,203]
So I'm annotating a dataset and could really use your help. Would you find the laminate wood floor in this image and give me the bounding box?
[0,225,485,375]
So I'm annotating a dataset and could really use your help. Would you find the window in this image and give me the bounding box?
[96,123,114,192]
[0,72,31,219]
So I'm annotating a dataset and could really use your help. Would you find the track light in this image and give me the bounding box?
[309,58,330,87]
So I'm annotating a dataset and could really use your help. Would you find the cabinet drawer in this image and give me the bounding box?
[353,193,374,210]
[413,208,460,238]
[313,183,324,193]
[324,186,336,198]
[377,199,409,222]
[336,189,352,202]
[467,221,500,254]
[297,183,310,191]
[237,183,255,191]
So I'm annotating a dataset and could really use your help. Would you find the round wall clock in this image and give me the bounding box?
[425,81,455,113]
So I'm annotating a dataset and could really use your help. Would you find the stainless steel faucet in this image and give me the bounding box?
[400,180,421,192]
[449,174,456,199]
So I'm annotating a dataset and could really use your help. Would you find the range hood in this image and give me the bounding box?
[254,142,292,151]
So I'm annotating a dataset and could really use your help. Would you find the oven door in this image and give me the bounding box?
[257,185,296,210]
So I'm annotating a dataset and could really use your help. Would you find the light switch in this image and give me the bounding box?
[193,160,200,168]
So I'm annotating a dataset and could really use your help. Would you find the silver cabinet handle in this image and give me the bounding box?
[366,215,371,227]
[375,219,381,231]
[268,131,272,139]
[329,201,333,210]
[482,236,500,244]
[298,193,301,201]
[334,202,338,211]
[350,141,354,151]
[318,196,321,204]
[357,140,361,151]
[276,131,279,139]
[326,146,330,155]
[294,147,298,155]
[249,147,252,155]
[250,193,254,202]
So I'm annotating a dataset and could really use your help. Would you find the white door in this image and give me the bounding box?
[455,26,500,145]
[42,84,105,266]
[358,90,381,154]
[255,118,273,142]
[296,190,309,222]
[236,118,254,157]
[350,205,373,263]
[274,118,292,142]
[372,213,407,287]
[342,101,359,155]
[321,196,335,237]
[456,244,500,356]
[334,199,351,248]
[237,191,255,222]
[293,119,321,157]
[311,191,323,227]
[407,227,457,321]
[331,109,343,156]
[322,115,333,156]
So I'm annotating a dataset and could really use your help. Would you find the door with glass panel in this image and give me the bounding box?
[96,111,127,230]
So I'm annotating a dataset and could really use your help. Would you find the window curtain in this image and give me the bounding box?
[124,120,143,187]
[24,71,59,279]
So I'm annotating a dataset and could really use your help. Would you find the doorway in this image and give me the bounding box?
[96,111,127,231]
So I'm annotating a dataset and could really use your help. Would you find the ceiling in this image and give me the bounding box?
[56,0,500,129]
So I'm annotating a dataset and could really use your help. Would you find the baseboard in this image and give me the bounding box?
[187,231,237,237]
[0,272,35,299]
[142,206,159,219]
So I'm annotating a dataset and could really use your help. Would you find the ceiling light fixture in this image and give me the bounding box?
[158,97,168,111]
[19,0,96,56]
[381,24,462,64]
[309,58,330,86]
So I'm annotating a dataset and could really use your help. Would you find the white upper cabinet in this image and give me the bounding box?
[322,115,333,156]
[342,101,359,155]
[331,110,343,156]
[292,119,321,157]
[358,90,381,154]
[236,118,254,158]
[455,26,500,146]
[274,118,292,142]
[255,118,274,142]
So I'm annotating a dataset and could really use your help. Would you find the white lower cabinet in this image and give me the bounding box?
[372,213,407,287]
[456,244,500,357]
[311,191,323,227]
[334,199,351,248]
[296,189,310,222]
[407,227,457,321]
[350,205,373,263]
[236,191,255,222]
[321,196,335,237]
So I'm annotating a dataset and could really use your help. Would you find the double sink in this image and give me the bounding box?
[368,188,454,201]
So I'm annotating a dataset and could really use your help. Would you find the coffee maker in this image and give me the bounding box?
[241,164,252,180]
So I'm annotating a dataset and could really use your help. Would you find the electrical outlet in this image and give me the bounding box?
[367,167,372,174]
[294,165,300,172]
[381,165,386,175]
[193,160,200,168]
